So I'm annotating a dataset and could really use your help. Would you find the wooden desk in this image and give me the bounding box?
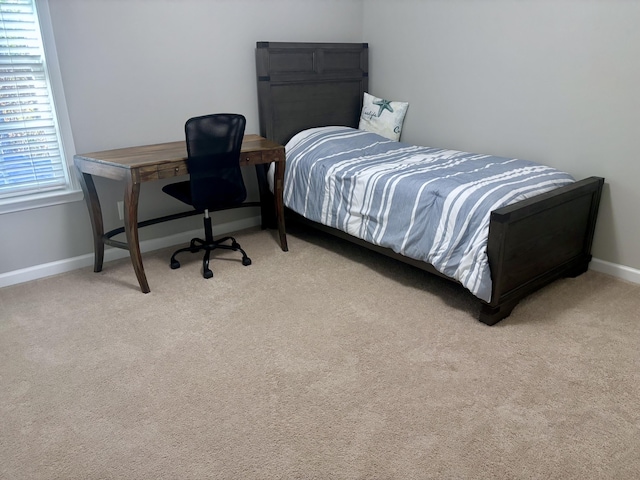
[74,134,287,293]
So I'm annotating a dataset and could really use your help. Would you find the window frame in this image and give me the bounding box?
[0,0,81,215]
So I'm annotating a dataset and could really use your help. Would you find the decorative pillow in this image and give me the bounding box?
[358,92,409,141]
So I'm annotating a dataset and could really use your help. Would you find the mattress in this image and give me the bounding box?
[273,126,575,302]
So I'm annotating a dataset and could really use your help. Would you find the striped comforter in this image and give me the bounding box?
[282,126,575,302]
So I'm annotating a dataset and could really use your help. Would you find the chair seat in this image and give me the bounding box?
[162,177,246,209]
[161,180,192,205]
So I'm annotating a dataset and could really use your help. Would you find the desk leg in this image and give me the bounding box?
[273,161,288,252]
[254,163,274,230]
[76,168,105,272]
[123,177,150,293]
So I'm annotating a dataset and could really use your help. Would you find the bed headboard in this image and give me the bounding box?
[255,41,369,146]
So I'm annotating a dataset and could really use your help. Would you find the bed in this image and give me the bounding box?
[255,41,604,325]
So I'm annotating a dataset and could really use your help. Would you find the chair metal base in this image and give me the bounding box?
[169,216,251,279]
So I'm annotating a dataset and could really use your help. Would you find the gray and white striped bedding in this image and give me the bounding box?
[281,126,575,302]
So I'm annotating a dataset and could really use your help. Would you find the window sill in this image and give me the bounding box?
[0,189,84,215]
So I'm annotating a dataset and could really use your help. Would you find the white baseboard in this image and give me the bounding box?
[589,258,640,285]
[2,229,639,290]
[0,216,261,289]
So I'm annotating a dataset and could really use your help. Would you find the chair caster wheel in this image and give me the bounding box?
[170,260,180,269]
[203,269,213,279]
[242,257,252,266]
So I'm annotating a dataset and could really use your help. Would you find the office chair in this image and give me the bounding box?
[162,113,251,279]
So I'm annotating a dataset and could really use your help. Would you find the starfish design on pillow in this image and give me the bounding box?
[373,98,394,116]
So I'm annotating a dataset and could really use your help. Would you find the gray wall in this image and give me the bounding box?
[0,0,364,275]
[2,0,639,280]
[363,0,640,271]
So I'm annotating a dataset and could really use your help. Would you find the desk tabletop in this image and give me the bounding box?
[74,134,283,169]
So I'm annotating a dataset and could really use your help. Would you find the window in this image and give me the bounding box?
[0,0,78,213]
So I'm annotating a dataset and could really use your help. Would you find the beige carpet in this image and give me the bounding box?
[1,225,639,479]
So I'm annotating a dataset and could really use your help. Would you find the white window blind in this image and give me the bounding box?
[0,0,70,200]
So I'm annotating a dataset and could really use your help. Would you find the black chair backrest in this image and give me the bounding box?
[185,113,247,211]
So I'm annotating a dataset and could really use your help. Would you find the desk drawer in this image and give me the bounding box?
[157,163,188,179]
[240,151,263,166]
[240,149,284,166]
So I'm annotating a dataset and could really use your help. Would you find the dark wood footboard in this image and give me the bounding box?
[481,176,604,325]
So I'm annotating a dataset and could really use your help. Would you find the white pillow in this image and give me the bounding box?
[358,92,409,141]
